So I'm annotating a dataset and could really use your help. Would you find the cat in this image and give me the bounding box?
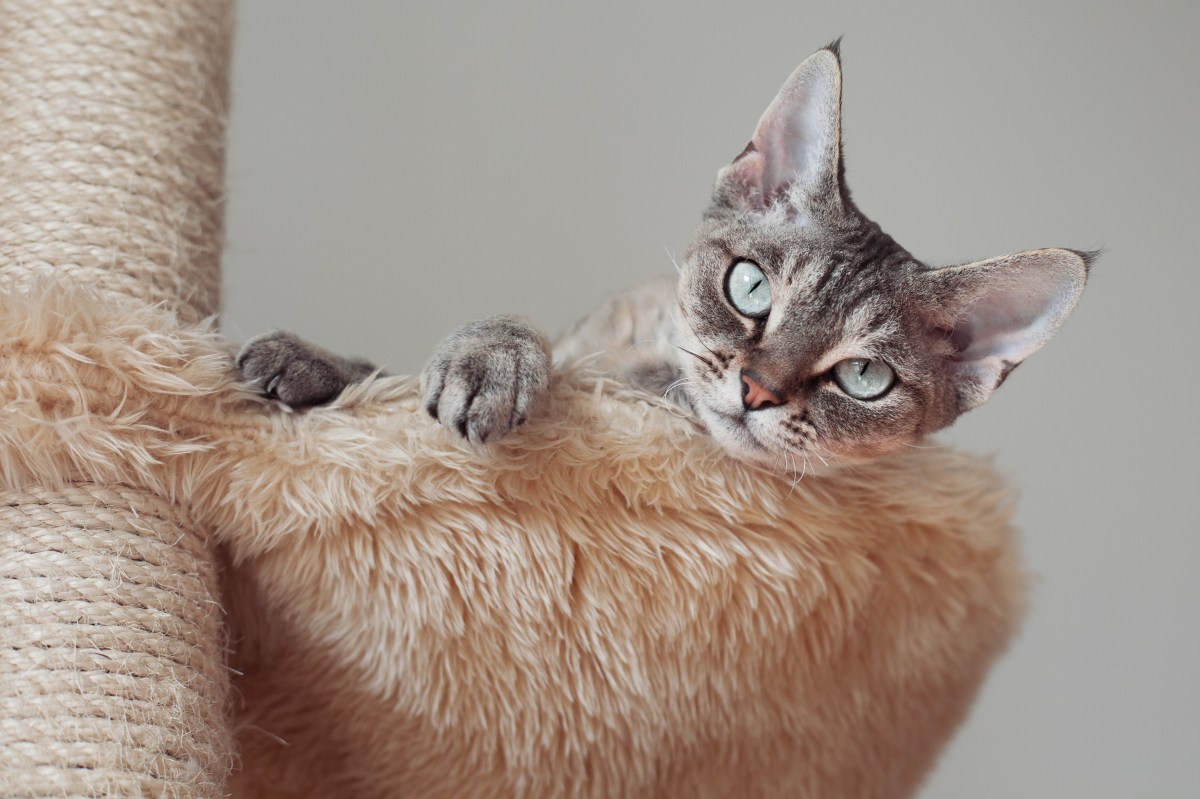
[237,42,1090,470]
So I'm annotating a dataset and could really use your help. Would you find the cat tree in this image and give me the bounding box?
[0,1,1028,797]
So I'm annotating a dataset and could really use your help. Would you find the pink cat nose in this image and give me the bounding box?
[741,371,783,410]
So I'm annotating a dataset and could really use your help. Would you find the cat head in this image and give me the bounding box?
[676,43,1090,469]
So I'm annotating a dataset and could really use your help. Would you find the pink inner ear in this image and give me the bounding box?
[933,249,1087,412]
[712,50,843,213]
[753,81,837,203]
[955,271,1072,365]
[749,51,841,205]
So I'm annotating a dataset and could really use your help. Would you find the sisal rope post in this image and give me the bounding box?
[0,488,231,797]
[0,1,235,796]
[0,0,230,320]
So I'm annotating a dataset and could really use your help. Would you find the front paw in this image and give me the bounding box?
[421,315,551,444]
[237,331,366,408]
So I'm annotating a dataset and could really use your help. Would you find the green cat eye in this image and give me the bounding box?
[832,358,895,400]
[726,260,771,319]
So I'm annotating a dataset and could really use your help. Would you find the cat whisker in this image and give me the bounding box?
[774,454,791,495]
[661,377,698,400]
[662,403,695,420]
[785,450,804,499]
[784,449,795,475]
[631,337,672,351]
[664,247,683,275]
[812,438,873,480]
[676,346,715,370]
[769,453,785,481]
[800,428,836,467]
[675,300,722,361]
[661,380,699,412]
[808,444,830,469]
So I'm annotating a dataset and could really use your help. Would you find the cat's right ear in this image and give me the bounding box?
[922,248,1092,413]
[712,44,845,216]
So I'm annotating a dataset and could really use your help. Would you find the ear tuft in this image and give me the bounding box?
[1069,247,1102,275]
[925,248,1088,412]
[823,36,844,59]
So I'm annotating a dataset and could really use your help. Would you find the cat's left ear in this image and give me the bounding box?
[923,248,1091,412]
[714,43,845,215]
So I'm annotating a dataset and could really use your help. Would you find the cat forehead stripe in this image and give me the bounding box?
[781,254,836,297]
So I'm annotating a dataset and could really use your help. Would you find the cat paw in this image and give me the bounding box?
[236,331,370,408]
[421,315,551,444]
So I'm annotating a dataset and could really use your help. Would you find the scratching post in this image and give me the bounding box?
[0,1,234,797]
[0,0,228,319]
[0,488,231,797]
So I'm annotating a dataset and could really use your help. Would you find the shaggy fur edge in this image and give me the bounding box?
[0,282,1027,798]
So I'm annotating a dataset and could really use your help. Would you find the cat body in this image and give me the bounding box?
[225,42,1087,797]
[239,43,1088,470]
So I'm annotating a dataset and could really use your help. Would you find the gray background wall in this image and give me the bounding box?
[223,1,1198,795]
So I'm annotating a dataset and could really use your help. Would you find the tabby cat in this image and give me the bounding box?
[238,43,1089,470]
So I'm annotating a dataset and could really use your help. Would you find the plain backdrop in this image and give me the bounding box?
[223,1,1199,796]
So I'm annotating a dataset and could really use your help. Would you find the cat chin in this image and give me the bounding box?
[715,430,844,479]
[706,424,772,465]
[696,400,796,463]
[693,402,841,477]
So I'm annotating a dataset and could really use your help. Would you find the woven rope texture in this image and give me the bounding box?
[0,486,231,797]
[0,0,231,320]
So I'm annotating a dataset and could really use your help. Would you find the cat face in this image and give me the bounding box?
[675,44,1089,469]
[677,212,952,468]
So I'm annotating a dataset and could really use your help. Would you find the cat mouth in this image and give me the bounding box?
[700,405,769,454]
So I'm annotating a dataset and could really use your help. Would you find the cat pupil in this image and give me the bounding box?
[832,358,895,401]
[726,260,771,318]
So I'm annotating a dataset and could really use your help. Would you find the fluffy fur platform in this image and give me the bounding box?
[0,282,1027,798]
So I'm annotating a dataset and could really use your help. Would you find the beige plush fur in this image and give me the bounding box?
[0,282,1027,798]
